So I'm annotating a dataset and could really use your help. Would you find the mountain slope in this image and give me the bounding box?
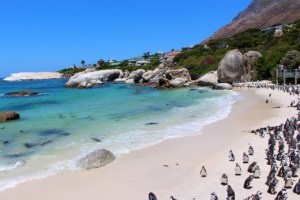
[207,0,300,41]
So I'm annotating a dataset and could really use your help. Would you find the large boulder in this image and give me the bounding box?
[169,78,188,88]
[128,69,146,83]
[194,71,218,86]
[76,149,115,170]
[217,49,244,83]
[0,112,20,122]
[243,51,262,82]
[213,83,233,90]
[4,90,39,97]
[65,69,123,88]
[157,68,191,88]
[4,72,62,81]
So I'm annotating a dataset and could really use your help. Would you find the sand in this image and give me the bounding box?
[3,72,62,81]
[0,88,299,200]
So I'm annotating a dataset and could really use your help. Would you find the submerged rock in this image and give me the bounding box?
[0,112,20,122]
[4,90,39,97]
[77,149,115,170]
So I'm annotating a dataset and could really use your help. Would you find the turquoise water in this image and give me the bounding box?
[0,79,239,190]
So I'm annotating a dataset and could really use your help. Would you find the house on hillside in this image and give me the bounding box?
[108,59,121,67]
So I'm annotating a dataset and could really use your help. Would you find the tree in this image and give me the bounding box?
[280,50,300,68]
[81,60,85,68]
[143,52,150,59]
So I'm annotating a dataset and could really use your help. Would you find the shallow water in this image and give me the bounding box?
[0,79,240,190]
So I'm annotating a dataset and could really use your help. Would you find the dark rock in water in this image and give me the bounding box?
[0,126,5,129]
[4,90,39,97]
[24,143,37,149]
[4,100,60,111]
[38,129,69,137]
[58,132,70,137]
[145,122,159,126]
[134,90,141,94]
[189,88,209,93]
[40,140,53,146]
[76,149,115,170]
[3,140,9,145]
[90,138,102,143]
[0,112,20,122]
[5,152,27,159]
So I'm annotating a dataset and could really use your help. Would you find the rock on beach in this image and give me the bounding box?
[76,149,115,170]
[0,112,20,122]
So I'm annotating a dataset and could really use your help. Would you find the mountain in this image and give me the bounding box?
[206,0,300,41]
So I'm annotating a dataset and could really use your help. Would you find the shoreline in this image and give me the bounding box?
[0,87,298,199]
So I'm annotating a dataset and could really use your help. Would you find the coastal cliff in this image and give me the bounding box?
[206,0,300,41]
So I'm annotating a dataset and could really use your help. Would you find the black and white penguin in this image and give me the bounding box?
[221,173,228,185]
[170,196,177,200]
[294,179,300,194]
[227,185,235,200]
[243,152,249,163]
[229,150,235,162]
[267,178,278,194]
[200,166,207,177]
[248,145,254,156]
[244,175,254,189]
[253,165,261,178]
[210,192,218,200]
[148,192,157,200]
[235,163,242,176]
[275,188,287,200]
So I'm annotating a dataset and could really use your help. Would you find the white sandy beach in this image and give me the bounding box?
[0,88,298,200]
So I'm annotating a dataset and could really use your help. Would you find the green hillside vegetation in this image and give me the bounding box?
[174,20,300,80]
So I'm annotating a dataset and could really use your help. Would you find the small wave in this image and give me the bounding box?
[0,161,25,172]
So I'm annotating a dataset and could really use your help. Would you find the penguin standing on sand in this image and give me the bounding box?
[244,175,254,189]
[200,166,207,177]
[226,185,235,200]
[229,150,235,162]
[243,152,249,163]
[267,178,278,194]
[235,163,242,176]
[148,192,157,200]
[210,192,218,200]
[248,145,254,156]
[294,179,300,194]
[221,173,228,185]
[275,188,287,200]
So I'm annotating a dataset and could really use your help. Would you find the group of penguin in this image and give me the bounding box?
[148,84,300,200]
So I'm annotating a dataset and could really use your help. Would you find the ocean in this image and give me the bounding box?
[0,79,240,191]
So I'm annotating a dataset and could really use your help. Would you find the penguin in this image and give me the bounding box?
[243,152,249,163]
[253,165,261,178]
[221,173,228,185]
[248,145,254,156]
[229,150,235,162]
[226,185,235,200]
[170,196,177,200]
[244,175,254,189]
[267,178,278,194]
[235,163,242,176]
[210,192,218,200]
[200,166,207,177]
[148,192,157,200]
[275,188,287,200]
[293,179,300,194]
[252,191,263,200]
[248,162,257,173]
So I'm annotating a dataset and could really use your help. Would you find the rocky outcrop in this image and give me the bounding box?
[217,49,244,83]
[206,0,300,41]
[128,69,146,83]
[274,29,284,38]
[217,49,261,83]
[157,68,191,88]
[194,71,218,86]
[242,51,262,82]
[213,83,233,90]
[4,72,62,81]
[76,149,115,170]
[4,90,39,97]
[65,69,123,88]
[0,112,20,122]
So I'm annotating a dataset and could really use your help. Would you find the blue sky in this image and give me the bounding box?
[0,0,252,77]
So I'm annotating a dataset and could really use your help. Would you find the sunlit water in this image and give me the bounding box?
[0,79,240,191]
